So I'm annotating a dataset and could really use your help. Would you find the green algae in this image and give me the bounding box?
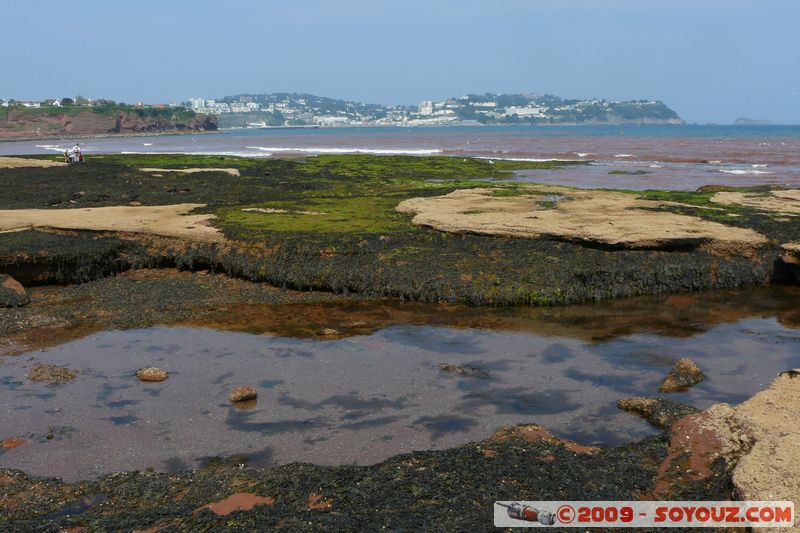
[0,154,796,305]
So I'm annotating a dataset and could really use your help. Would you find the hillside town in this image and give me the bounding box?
[188,92,683,128]
[1,92,682,129]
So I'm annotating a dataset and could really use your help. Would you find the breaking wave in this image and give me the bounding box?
[245,146,443,155]
[36,144,68,152]
[120,150,274,158]
[475,156,582,162]
[719,169,773,175]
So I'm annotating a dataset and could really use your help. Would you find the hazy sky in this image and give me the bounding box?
[3,0,799,123]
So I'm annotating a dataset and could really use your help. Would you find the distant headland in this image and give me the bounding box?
[0,98,216,140]
[0,92,684,140]
[189,92,685,129]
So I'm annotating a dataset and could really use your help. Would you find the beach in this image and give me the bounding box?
[0,148,798,529]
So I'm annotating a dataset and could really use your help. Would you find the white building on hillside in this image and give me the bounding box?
[418,100,434,116]
[505,105,545,118]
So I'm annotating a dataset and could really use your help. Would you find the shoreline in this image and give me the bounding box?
[0,153,798,529]
[0,128,222,144]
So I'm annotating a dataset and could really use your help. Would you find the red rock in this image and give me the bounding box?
[0,274,29,307]
[196,492,275,516]
[2,437,25,449]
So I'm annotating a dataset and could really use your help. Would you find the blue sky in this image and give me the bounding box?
[2,0,799,123]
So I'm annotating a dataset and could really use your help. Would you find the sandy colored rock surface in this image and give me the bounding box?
[659,370,800,528]
[732,369,800,526]
[140,167,240,177]
[0,156,66,169]
[396,187,767,251]
[136,367,168,382]
[711,189,800,215]
[0,204,223,242]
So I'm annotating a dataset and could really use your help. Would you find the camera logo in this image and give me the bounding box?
[495,502,556,525]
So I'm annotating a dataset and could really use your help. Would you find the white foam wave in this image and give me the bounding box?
[573,152,594,157]
[246,146,443,155]
[649,164,663,168]
[36,144,68,152]
[475,156,581,162]
[708,160,723,164]
[143,143,154,146]
[719,169,773,175]
[751,164,768,168]
[614,154,635,158]
[120,150,274,158]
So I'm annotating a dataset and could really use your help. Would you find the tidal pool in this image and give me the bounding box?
[2,291,799,481]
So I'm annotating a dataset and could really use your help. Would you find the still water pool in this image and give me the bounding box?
[2,289,799,481]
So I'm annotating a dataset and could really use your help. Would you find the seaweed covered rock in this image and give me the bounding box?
[618,396,699,429]
[28,364,77,384]
[780,242,800,283]
[659,358,706,392]
[0,274,29,307]
[230,386,257,403]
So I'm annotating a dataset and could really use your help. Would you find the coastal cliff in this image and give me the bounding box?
[0,106,217,140]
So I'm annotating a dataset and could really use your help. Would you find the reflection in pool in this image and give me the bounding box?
[1,310,799,481]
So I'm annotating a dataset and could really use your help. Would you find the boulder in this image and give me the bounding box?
[0,274,29,307]
[652,369,800,526]
[617,396,699,429]
[659,358,706,392]
[230,386,257,403]
[780,242,800,283]
[136,367,168,382]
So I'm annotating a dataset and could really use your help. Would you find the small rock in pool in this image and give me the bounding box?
[29,364,77,384]
[2,437,25,449]
[0,274,29,308]
[230,386,257,403]
[136,367,168,382]
[659,358,706,392]
[437,363,490,378]
[617,396,699,429]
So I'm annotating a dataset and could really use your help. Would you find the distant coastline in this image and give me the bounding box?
[0,105,216,141]
[202,91,685,129]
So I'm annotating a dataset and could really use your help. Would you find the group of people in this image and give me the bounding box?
[64,144,84,164]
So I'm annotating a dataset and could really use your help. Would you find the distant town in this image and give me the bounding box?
[188,92,684,128]
[1,92,684,131]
